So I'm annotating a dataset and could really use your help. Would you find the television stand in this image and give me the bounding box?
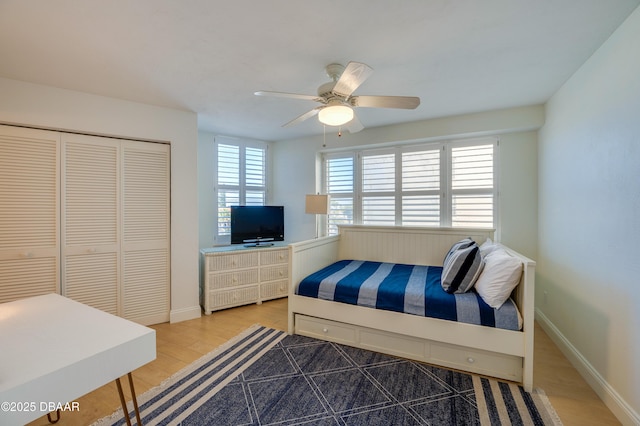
[200,243,290,314]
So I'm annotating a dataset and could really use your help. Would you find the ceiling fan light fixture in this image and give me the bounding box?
[318,104,354,126]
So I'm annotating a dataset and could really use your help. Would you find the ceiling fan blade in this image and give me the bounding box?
[282,107,321,127]
[345,113,364,133]
[255,91,322,102]
[331,61,374,98]
[351,95,420,109]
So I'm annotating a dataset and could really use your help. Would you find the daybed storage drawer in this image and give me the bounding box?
[294,313,523,383]
[295,315,356,345]
[430,341,522,381]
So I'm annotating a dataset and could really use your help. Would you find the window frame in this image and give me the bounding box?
[322,137,498,235]
[214,136,269,243]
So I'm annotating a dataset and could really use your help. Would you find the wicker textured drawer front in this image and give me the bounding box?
[208,252,258,270]
[261,280,288,299]
[210,286,259,308]
[201,245,290,314]
[260,249,288,265]
[260,264,288,281]
[209,269,258,290]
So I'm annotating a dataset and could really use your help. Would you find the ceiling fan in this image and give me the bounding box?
[255,61,420,133]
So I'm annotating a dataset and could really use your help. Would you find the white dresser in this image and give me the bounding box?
[200,243,290,314]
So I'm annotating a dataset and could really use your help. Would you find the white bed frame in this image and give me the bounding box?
[288,225,536,391]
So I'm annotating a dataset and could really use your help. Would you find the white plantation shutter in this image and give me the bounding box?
[451,144,495,228]
[325,155,354,235]
[217,144,240,236]
[246,147,265,188]
[215,139,268,239]
[0,126,60,303]
[246,147,266,206]
[323,138,496,232]
[401,148,440,226]
[362,152,395,225]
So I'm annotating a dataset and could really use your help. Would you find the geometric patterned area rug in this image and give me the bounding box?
[94,325,563,426]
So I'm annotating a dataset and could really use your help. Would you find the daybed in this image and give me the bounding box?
[288,225,535,391]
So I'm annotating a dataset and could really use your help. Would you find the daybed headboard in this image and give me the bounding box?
[337,225,494,266]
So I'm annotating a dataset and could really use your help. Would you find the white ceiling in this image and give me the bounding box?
[1,1,638,141]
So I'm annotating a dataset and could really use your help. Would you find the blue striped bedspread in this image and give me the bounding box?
[296,260,522,331]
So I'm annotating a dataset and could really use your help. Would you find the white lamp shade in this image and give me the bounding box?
[305,194,329,214]
[318,105,354,126]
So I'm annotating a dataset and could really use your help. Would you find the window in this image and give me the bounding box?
[323,138,496,235]
[325,155,354,236]
[215,138,268,240]
[451,144,494,228]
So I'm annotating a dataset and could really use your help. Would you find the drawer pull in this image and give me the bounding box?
[322,328,328,333]
[467,357,475,364]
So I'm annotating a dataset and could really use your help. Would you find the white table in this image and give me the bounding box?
[0,293,156,425]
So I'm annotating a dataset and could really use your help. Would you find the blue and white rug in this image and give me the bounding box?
[95,325,562,425]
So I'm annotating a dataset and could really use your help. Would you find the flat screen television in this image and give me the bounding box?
[230,205,284,246]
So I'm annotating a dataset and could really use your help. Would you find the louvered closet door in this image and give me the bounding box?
[61,133,120,315]
[121,141,170,325]
[0,125,60,303]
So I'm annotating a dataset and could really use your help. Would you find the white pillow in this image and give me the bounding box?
[474,249,522,309]
[479,238,500,258]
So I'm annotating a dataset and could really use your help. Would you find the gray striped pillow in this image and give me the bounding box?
[441,238,484,294]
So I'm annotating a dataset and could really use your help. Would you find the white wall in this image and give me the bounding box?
[272,106,541,259]
[0,77,201,323]
[537,6,640,424]
[198,130,216,249]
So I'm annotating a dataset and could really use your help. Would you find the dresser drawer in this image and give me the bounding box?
[207,252,258,271]
[260,264,288,281]
[260,249,288,266]
[261,280,288,300]
[210,286,260,309]
[209,269,258,290]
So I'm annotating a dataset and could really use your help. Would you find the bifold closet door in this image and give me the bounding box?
[62,134,170,324]
[61,133,120,315]
[121,141,170,325]
[0,125,60,303]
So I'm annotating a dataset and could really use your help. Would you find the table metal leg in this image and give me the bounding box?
[47,409,61,424]
[127,372,143,426]
[116,373,143,425]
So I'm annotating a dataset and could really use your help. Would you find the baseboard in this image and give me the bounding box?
[535,308,639,426]
[170,305,202,323]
